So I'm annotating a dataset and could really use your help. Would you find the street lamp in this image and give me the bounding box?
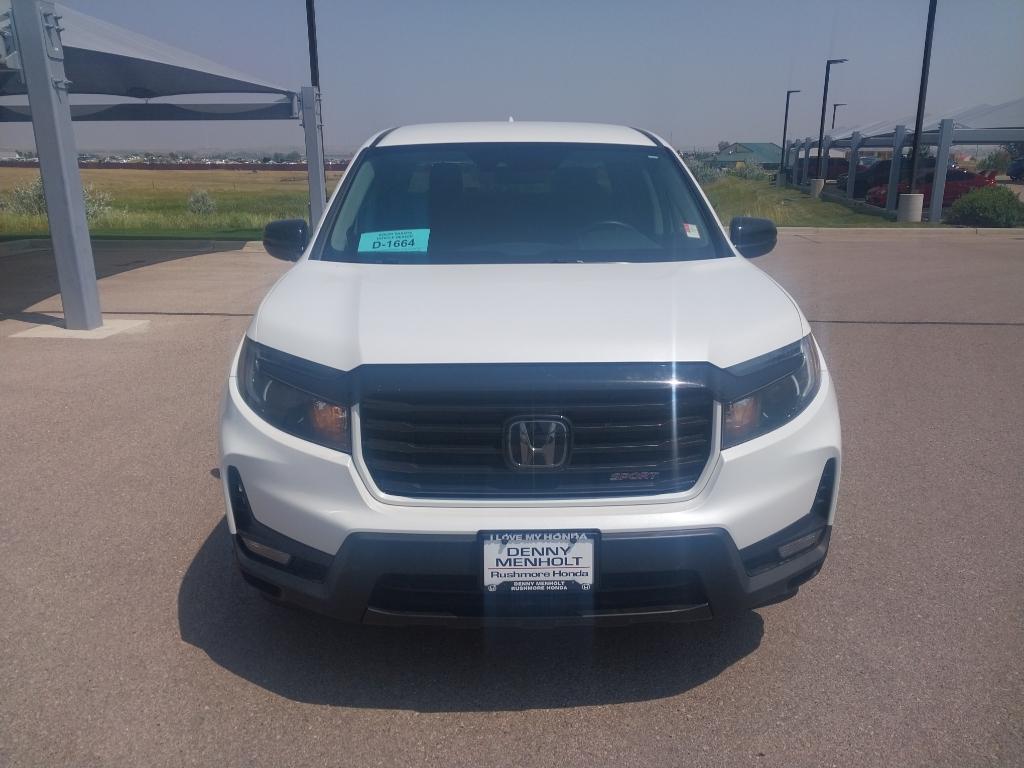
[817,58,847,178]
[304,0,327,216]
[305,0,320,89]
[831,103,847,130]
[779,89,800,185]
[909,0,938,195]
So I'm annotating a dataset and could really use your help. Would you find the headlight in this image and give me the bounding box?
[237,338,351,453]
[722,335,821,448]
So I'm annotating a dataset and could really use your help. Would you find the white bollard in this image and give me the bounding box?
[810,178,825,198]
[897,193,924,223]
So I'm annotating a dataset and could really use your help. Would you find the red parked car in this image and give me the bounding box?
[866,168,997,207]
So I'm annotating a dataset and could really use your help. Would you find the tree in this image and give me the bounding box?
[717,141,732,152]
[977,149,1010,174]
[1004,142,1024,159]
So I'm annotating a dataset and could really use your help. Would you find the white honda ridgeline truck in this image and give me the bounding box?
[219,122,841,627]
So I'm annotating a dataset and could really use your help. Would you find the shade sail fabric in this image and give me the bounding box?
[832,96,1024,139]
[0,2,292,98]
[0,98,296,121]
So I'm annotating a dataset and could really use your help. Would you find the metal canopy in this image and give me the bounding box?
[0,3,292,98]
[0,0,325,331]
[0,99,298,122]
[785,94,1024,226]
[831,96,1024,140]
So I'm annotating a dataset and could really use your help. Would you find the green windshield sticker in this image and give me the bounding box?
[358,229,430,253]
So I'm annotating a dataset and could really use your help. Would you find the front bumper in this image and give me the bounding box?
[220,362,841,625]
[232,524,831,627]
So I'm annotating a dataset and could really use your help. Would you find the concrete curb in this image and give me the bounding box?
[0,238,258,257]
[0,238,48,255]
[776,226,1023,236]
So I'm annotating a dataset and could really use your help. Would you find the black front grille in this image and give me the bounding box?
[369,570,707,618]
[359,386,714,499]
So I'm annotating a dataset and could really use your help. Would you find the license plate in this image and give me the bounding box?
[481,531,596,594]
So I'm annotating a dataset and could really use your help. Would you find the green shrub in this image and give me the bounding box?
[685,157,723,186]
[85,185,112,220]
[730,160,770,181]
[4,175,112,221]
[946,186,1024,227]
[976,149,1010,174]
[187,188,217,215]
[6,176,48,216]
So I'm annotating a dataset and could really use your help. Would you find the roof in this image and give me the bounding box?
[0,2,292,98]
[377,122,657,147]
[715,142,783,165]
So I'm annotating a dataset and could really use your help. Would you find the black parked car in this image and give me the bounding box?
[1008,157,1024,182]
[785,157,849,183]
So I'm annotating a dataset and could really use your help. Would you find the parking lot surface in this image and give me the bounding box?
[1,229,1022,767]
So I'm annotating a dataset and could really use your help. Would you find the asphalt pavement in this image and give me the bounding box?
[1,229,1021,767]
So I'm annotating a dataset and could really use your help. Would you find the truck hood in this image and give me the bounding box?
[251,257,807,370]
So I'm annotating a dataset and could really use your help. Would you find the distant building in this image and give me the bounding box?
[0,148,19,160]
[714,142,784,170]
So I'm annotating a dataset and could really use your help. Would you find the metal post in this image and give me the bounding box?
[928,118,953,224]
[821,134,833,179]
[831,103,846,130]
[909,0,938,194]
[8,0,102,329]
[779,89,799,187]
[301,85,326,225]
[847,132,861,198]
[886,125,907,212]
[304,0,320,89]
[802,138,812,186]
[817,58,847,178]
[304,0,327,202]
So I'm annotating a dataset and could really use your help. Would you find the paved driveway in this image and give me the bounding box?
[1,230,1021,767]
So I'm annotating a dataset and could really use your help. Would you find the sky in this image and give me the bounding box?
[3,0,1023,153]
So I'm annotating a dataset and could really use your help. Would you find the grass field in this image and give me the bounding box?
[1,167,899,240]
[704,176,904,227]
[0,167,344,240]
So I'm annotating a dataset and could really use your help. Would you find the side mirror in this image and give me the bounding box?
[729,216,777,258]
[263,219,308,261]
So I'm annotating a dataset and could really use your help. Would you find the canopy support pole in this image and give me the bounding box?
[301,85,326,226]
[846,132,861,198]
[885,125,907,213]
[10,0,101,329]
[928,118,953,224]
[801,138,812,187]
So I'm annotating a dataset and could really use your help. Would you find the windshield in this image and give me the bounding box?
[315,142,726,264]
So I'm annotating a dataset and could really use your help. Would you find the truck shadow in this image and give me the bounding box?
[178,520,764,711]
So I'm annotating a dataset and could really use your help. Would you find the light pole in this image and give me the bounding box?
[305,0,320,89]
[779,89,800,185]
[304,0,327,219]
[909,0,938,195]
[831,103,846,130]
[817,58,847,178]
